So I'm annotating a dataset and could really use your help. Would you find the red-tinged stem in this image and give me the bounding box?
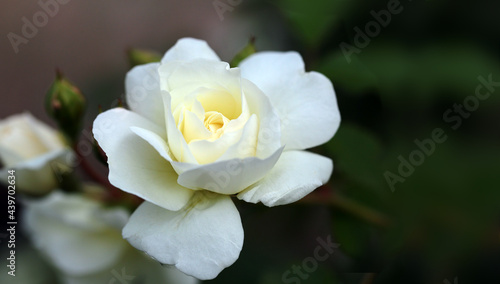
[72,142,121,200]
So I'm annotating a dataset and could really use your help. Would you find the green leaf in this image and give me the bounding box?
[276,0,354,48]
[230,37,257,68]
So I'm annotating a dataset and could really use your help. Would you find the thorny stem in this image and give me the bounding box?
[301,185,391,228]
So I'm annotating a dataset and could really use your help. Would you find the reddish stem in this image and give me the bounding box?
[72,139,121,200]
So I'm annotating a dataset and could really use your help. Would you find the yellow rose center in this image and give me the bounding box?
[204,111,229,135]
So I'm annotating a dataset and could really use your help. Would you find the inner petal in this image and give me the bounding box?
[182,109,212,143]
[204,111,229,135]
[196,89,240,120]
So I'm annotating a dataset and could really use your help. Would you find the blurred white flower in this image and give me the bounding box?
[0,112,72,195]
[93,38,340,279]
[23,189,198,284]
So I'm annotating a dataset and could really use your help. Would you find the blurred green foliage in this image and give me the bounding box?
[318,42,500,106]
[275,0,353,48]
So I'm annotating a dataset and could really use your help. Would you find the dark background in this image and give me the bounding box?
[2,0,500,283]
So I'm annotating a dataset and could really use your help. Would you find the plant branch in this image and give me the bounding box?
[72,142,121,200]
[301,185,391,228]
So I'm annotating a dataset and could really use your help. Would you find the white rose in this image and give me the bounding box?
[92,38,340,279]
[0,112,72,195]
[23,189,198,284]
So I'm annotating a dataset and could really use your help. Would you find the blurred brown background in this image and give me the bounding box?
[0,0,284,122]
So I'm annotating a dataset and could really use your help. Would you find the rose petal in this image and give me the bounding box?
[129,126,197,176]
[60,247,200,284]
[123,193,243,280]
[215,114,258,161]
[180,108,212,143]
[129,126,172,162]
[23,112,66,152]
[162,92,199,164]
[23,191,129,276]
[161,38,220,64]
[241,79,282,159]
[0,113,50,163]
[239,52,341,150]
[93,108,193,211]
[0,145,23,167]
[237,150,333,206]
[177,146,284,195]
[159,60,241,111]
[160,266,200,284]
[191,98,205,120]
[125,63,165,128]
[0,148,72,194]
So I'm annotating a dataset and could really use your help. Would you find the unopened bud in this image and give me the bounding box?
[127,48,162,67]
[45,70,86,143]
